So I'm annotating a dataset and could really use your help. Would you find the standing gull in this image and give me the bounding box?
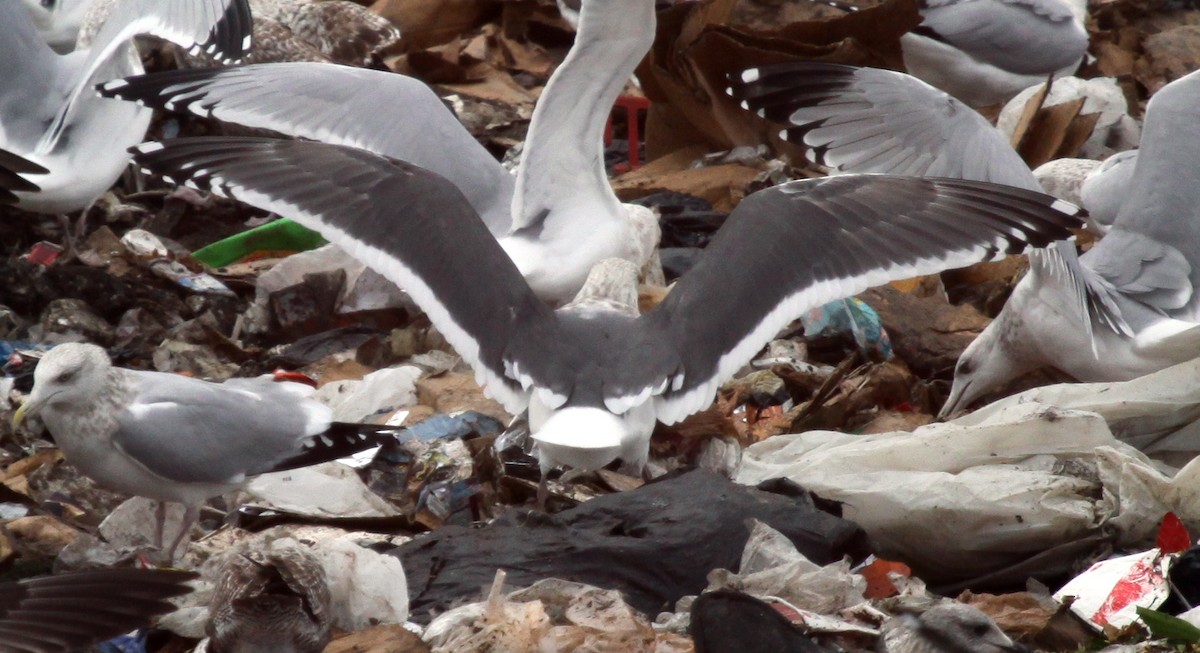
[12,343,396,558]
[131,136,1084,484]
[902,0,1088,107]
[730,64,1200,411]
[0,0,251,216]
[100,0,658,304]
[0,567,196,653]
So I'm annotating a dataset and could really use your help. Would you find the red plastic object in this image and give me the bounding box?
[604,95,651,170]
[23,241,63,266]
[273,369,319,388]
[1157,512,1192,554]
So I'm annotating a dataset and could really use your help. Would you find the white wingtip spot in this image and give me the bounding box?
[136,142,165,153]
[102,79,129,91]
[740,68,760,83]
[1051,198,1080,215]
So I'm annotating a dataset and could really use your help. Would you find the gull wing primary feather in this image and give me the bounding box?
[0,568,197,653]
[0,147,50,204]
[132,137,1084,470]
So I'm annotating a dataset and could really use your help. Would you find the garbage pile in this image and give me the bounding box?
[4,0,1200,651]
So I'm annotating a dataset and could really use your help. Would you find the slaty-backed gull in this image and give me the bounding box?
[0,568,196,653]
[0,0,251,216]
[100,0,658,304]
[131,136,1085,488]
[12,343,395,559]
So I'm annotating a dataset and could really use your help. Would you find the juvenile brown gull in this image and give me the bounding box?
[207,545,332,653]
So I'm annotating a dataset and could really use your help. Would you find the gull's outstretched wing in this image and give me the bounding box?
[100,62,516,232]
[133,137,555,413]
[0,568,196,653]
[0,147,50,204]
[727,61,1040,190]
[729,61,1131,340]
[648,175,1085,423]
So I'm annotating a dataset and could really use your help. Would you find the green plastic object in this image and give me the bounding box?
[192,218,327,267]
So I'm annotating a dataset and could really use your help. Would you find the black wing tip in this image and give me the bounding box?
[203,0,254,64]
[267,424,396,473]
[0,148,49,200]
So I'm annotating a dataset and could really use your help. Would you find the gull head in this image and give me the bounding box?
[940,317,1029,418]
[13,343,112,430]
[884,603,1027,653]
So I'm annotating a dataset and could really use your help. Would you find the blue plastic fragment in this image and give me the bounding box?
[803,298,893,359]
[94,632,149,653]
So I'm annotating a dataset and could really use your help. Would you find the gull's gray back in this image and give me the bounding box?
[113,371,331,485]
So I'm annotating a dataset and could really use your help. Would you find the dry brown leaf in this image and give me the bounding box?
[637,0,919,157]
[371,0,491,50]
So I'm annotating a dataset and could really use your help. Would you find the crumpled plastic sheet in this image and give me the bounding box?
[424,573,690,653]
[242,462,400,518]
[395,470,870,621]
[704,520,867,617]
[737,402,1116,585]
[737,357,1200,586]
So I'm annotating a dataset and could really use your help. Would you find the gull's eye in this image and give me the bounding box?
[971,623,990,637]
[956,358,974,376]
[41,0,57,9]
[54,370,77,384]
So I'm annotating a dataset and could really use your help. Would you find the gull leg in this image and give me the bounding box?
[163,504,199,561]
[537,476,549,512]
[154,501,166,550]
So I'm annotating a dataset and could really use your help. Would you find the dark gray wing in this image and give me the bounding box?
[0,568,196,653]
[918,0,1087,74]
[99,63,516,233]
[132,137,555,413]
[112,371,331,484]
[0,147,50,204]
[727,62,1041,190]
[648,175,1084,423]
